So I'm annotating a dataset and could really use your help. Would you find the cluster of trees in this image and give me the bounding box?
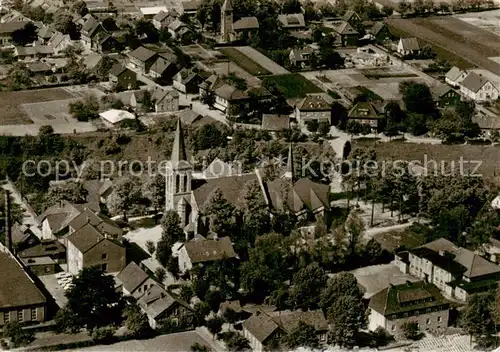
[398,0,495,17]
[69,95,100,121]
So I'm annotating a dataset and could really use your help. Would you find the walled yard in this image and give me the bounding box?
[387,17,500,73]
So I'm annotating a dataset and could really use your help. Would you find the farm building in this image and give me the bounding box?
[99,109,135,127]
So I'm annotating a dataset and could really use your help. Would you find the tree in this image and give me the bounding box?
[204,188,236,236]
[319,47,344,69]
[54,11,79,39]
[238,180,271,244]
[57,267,123,332]
[328,295,367,348]
[399,81,436,116]
[320,272,363,312]
[39,125,54,136]
[191,343,211,352]
[223,308,239,326]
[122,302,152,338]
[71,1,89,16]
[307,120,319,132]
[0,191,23,226]
[155,267,166,283]
[69,95,100,121]
[282,0,301,13]
[283,321,319,349]
[460,293,496,347]
[401,322,422,340]
[318,121,330,137]
[382,5,394,16]
[156,210,184,266]
[288,262,327,310]
[9,62,32,90]
[108,177,142,220]
[225,333,250,351]
[143,174,165,217]
[135,19,159,43]
[11,22,37,46]
[146,240,156,254]
[3,322,34,347]
[44,181,88,208]
[194,124,226,150]
[206,317,223,338]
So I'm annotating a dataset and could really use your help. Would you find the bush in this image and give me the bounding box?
[401,322,422,340]
[90,326,116,344]
[146,240,155,254]
[69,95,100,121]
[3,322,35,347]
[307,120,319,132]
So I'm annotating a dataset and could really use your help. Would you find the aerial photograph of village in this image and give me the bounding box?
[0,0,500,350]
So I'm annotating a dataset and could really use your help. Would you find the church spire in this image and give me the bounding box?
[171,118,187,163]
[284,144,294,181]
[222,0,233,11]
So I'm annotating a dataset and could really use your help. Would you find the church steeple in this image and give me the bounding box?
[222,0,232,11]
[283,144,294,181]
[220,0,233,42]
[171,118,187,163]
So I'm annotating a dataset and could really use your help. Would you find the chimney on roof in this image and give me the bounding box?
[4,190,12,253]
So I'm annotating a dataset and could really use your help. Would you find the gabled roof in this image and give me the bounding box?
[431,84,456,100]
[128,46,157,63]
[38,25,55,39]
[278,13,306,29]
[67,208,102,231]
[0,21,30,34]
[290,46,315,61]
[214,84,248,101]
[47,32,70,48]
[81,15,102,37]
[117,261,149,293]
[66,223,105,253]
[460,72,492,93]
[399,37,420,51]
[369,281,449,316]
[18,239,66,258]
[265,178,330,213]
[178,108,203,125]
[233,16,259,31]
[348,101,381,119]
[27,61,51,73]
[153,10,169,22]
[335,21,358,35]
[152,87,179,103]
[296,93,333,111]
[109,63,128,77]
[242,311,279,343]
[342,10,361,22]
[199,74,225,91]
[150,56,176,74]
[445,66,466,82]
[0,251,47,309]
[168,19,185,31]
[370,21,386,36]
[83,52,103,70]
[138,284,190,319]
[37,201,81,232]
[182,237,237,264]
[11,223,38,246]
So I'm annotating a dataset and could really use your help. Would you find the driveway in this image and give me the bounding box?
[39,274,68,308]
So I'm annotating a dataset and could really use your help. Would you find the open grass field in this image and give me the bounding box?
[0,88,75,125]
[263,73,323,98]
[387,17,500,73]
[354,140,500,182]
[218,47,271,76]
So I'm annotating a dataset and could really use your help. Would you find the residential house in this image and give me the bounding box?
[277,13,306,31]
[295,93,334,126]
[14,45,54,60]
[113,90,147,110]
[445,66,468,87]
[138,284,191,329]
[21,257,57,276]
[37,201,81,240]
[0,21,29,46]
[11,223,40,252]
[333,21,359,47]
[289,46,316,68]
[0,251,47,326]
[117,261,158,299]
[227,15,260,41]
[368,281,450,336]
[27,62,52,75]
[482,237,500,265]
[109,63,137,91]
[178,237,237,273]
[67,208,123,240]
[199,74,225,97]
[18,239,66,264]
[243,309,328,352]
[370,22,391,43]
[173,69,203,94]
[430,84,461,107]
[96,34,120,54]
[167,19,187,39]
[37,25,55,43]
[182,0,199,15]
[140,6,169,19]
[213,83,271,116]
[397,37,421,56]
[218,300,242,317]
[149,56,178,82]
[347,101,382,130]
[342,10,362,30]
[80,15,106,50]
[66,223,126,275]
[459,72,499,102]
[396,238,500,301]
[152,11,174,30]
[128,46,158,74]
[261,114,290,132]
[47,32,72,56]
[152,87,179,112]
[1,11,29,23]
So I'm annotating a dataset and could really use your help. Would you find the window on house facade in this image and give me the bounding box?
[391,325,395,331]
[426,318,430,324]
[18,310,23,322]
[438,316,442,322]
[4,312,10,323]
[101,263,108,271]
[144,285,148,291]
[102,253,108,260]
[31,308,37,321]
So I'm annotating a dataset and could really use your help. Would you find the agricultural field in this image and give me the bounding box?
[387,17,500,73]
[219,47,271,76]
[263,73,323,98]
[0,88,75,125]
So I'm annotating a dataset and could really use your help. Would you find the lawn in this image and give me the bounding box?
[218,47,271,76]
[0,88,75,125]
[263,73,323,99]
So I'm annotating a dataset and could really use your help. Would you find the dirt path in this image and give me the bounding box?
[387,17,500,75]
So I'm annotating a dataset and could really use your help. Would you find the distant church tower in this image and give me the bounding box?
[283,144,294,181]
[165,119,192,227]
[221,0,233,43]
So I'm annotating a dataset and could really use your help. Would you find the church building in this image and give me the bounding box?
[220,0,259,43]
[165,119,331,234]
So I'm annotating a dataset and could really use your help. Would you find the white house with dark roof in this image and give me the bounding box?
[243,309,328,351]
[152,87,179,112]
[178,236,237,273]
[37,201,82,240]
[445,66,467,87]
[397,37,421,56]
[295,93,334,125]
[459,72,498,102]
